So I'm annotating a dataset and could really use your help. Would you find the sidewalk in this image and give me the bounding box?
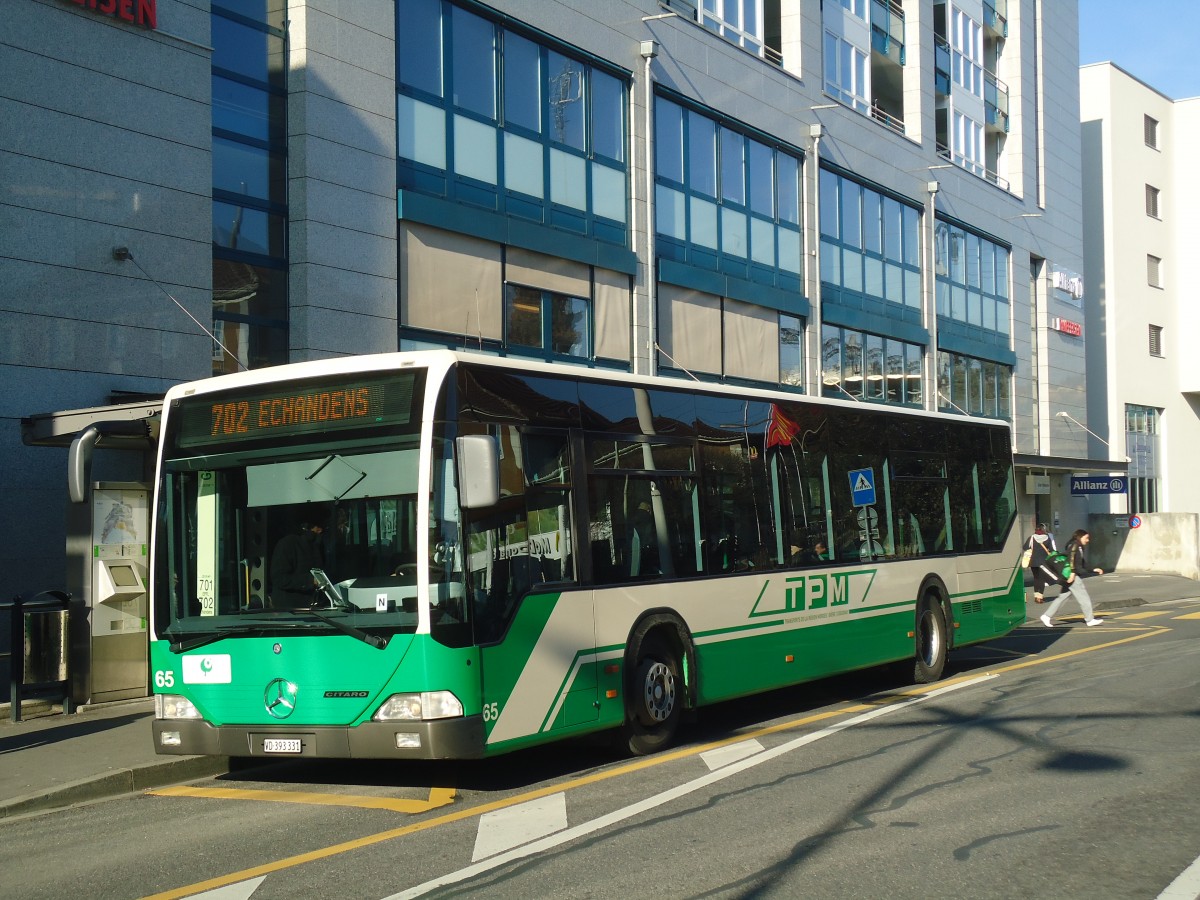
[1,572,1197,820]
[0,696,230,820]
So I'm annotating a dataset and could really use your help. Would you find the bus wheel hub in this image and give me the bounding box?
[642,662,675,723]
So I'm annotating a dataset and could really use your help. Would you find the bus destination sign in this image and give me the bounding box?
[175,374,417,448]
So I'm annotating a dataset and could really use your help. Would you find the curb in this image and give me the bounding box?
[0,755,232,820]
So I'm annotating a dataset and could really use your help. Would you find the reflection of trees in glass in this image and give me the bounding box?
[865,341,884,375]
[548,52,584,149]
[821,328,841,398]
[780,319,803,386]
[821,334,840,375]
[507,286,542,349]
[906,348,923,406]
[506,286,589,358]
[550,295,587,356]
[886,343,904,402]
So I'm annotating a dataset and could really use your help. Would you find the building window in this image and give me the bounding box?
[1125,404,1161,513]
[934,219,1011,339]
[951,9,983,98]
[699,0,766,59]
[655,286,805,388]
[504,284,589,360]
[953,110,986,177]
[397,0,628,246]
[822,324,924,407]
[824,30,870,113]
[820,169,923,314]
[1148,324,1163,357]
[211,2,290,375]
[655,95,804,287]
[1147,254,1162,288]
[1146,184,1160,218]
[838,0,867,19]
[1144,114,1159,149]
[936,350,1011,419]
[779,314,804,388]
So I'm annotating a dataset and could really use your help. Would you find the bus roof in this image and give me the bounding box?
[162,349,1012,432]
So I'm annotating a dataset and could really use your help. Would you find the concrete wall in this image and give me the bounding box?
[2,0,212,595]
[1080,64,1200,517]
[287,0,398,359]
[1087,512,1200,579]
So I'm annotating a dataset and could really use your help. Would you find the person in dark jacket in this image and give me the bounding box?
[270,520,324,607]
[1039,529,1105,627]
[1025,523,1057,603]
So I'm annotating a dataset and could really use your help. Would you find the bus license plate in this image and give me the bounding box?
[263,738,302,754]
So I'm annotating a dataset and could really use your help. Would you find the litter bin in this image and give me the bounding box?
[5,590,72,722]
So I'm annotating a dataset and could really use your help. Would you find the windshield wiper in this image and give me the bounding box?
[165,618,313,654]
[288,607,388,650]
[169,631,230,654]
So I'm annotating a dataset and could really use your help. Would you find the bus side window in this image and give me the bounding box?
[588,475,700,584]
[696,399,776,572]
[465,426,576,643]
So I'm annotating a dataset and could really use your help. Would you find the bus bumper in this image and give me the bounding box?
[152,715,487,760]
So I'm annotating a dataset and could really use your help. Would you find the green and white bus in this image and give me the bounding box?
[151,350,1023,759]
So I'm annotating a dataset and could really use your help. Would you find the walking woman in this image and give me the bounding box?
[1025,523,1057,603]
[1040,529,1106,627]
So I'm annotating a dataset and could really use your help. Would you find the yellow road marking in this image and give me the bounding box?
[150,785,456,814]
[1116,610,1173,619]
[140,624,1167,900]
[1173,611,1200,620]
[963,646,1031,660]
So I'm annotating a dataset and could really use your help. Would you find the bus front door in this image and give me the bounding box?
[479,580,598,751]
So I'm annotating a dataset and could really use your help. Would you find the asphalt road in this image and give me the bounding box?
[2,592,1199,900]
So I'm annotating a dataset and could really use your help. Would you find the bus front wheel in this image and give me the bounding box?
[623,633,681,756]
[913,592,948,684]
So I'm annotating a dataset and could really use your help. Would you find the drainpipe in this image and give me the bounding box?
[640,41,659,376]
[806,123,824,394]
[924,179,941,411]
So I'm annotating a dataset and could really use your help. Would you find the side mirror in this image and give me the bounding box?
[456,434,500,509]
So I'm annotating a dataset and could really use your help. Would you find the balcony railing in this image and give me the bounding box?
[870,102,905,135]
[984,71,1009,132]
[870,0,905,66]
[936,142,1010,192]
[983,0,1008,38]
[698,7,783,66]
[934,35,951,97]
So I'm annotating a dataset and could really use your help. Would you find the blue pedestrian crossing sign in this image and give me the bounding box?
[848,468,876,506]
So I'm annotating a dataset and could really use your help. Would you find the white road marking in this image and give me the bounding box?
[471,793,568,862]
[383,675,995,899]
[700,739,765,771]
[1156,852,1200,900]
[191,876,266,899]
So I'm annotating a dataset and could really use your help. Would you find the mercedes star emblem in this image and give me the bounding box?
[264,678,298,719]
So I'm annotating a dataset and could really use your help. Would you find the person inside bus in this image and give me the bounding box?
[628,498,659,577]
[894,508,925,557]
[322,505,352,581]
[791,540,828,566]
[270,518,324,607]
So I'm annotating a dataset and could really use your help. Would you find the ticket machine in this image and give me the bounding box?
[66,481,150,703]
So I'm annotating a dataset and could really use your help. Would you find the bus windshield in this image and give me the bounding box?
[152,370,470,647]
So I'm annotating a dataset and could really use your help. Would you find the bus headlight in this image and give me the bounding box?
[155,693,202,720]
[373,691,464,721]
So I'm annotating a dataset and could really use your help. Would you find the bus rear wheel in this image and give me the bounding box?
[623,633,681,756]
[913,592,948,684]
